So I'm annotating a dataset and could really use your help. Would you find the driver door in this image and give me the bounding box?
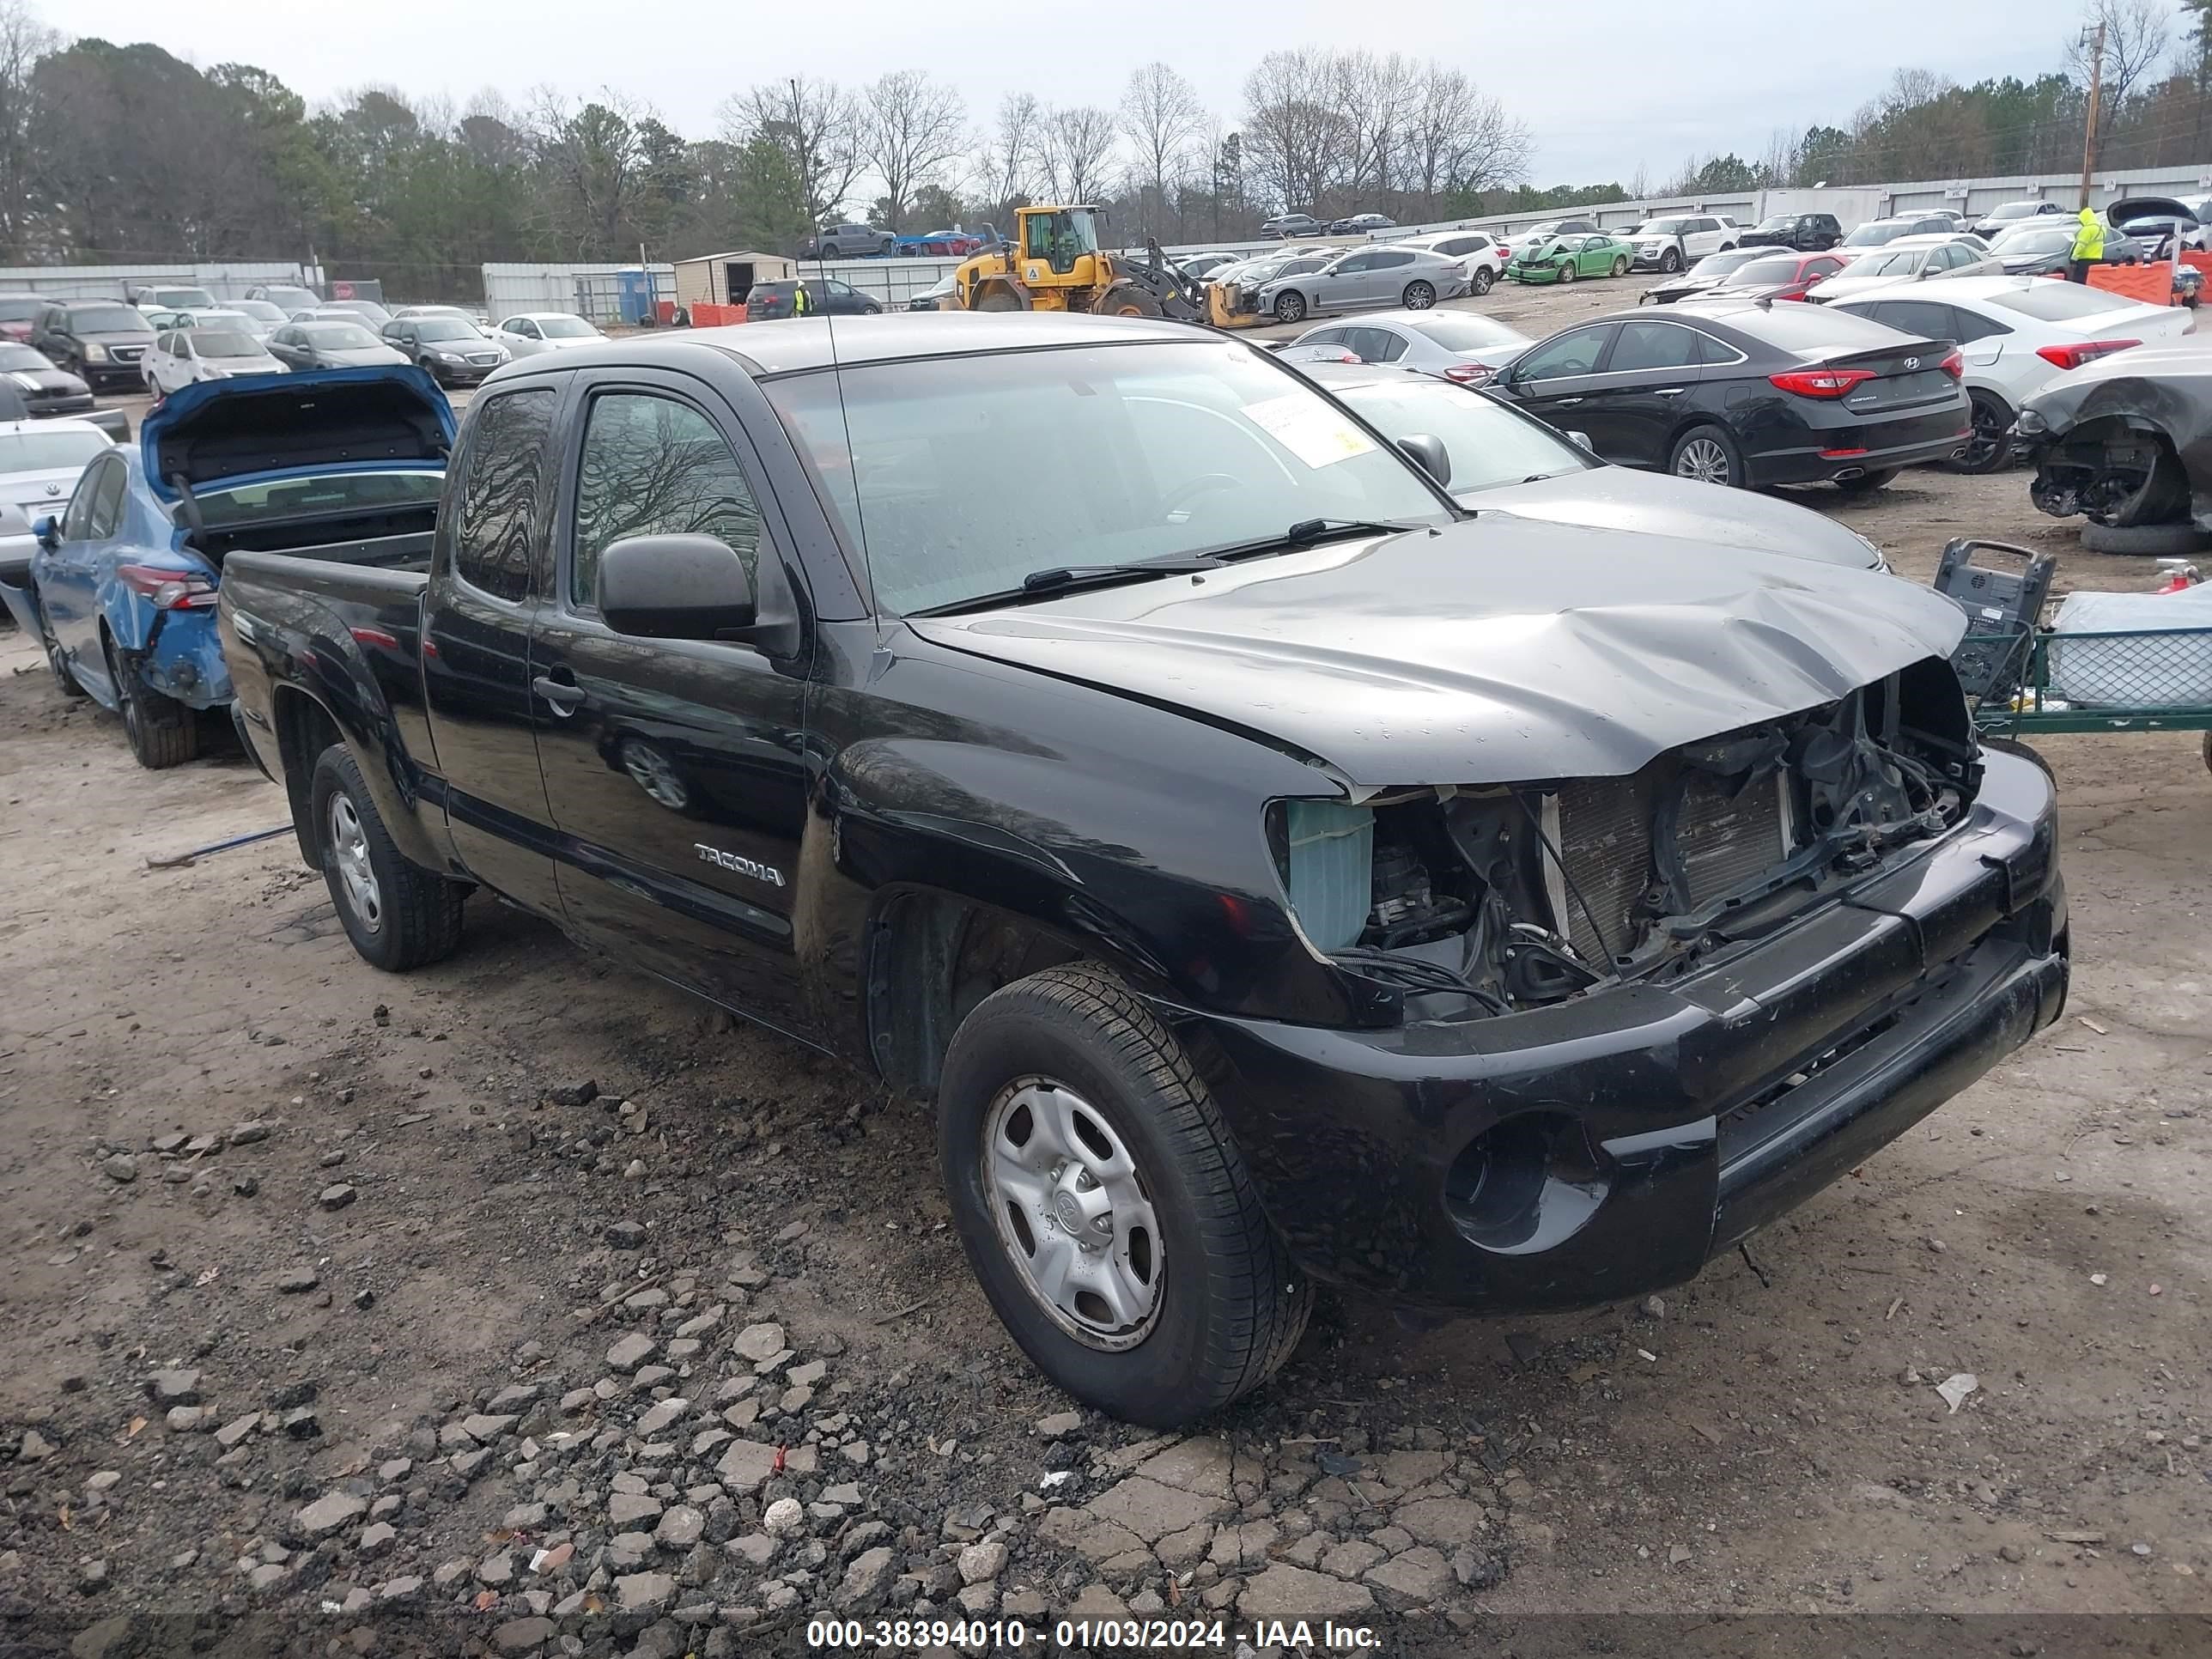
[1496,323,1619,433]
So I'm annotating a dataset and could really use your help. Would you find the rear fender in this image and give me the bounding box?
[268,626,446,874]
[137,607,232,709]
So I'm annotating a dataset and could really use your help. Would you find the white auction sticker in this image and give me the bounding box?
[1242,392,1378,468]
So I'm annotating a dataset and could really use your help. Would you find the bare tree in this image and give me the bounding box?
[1040,105,1117,204]
[1242,49,1344,213]
[0,0,55,257]
[860,70,966,229]
[1401,64,1528,218]
[723,76,861,229]
[973,92,1041,224]
[1120,63,1206,235]
[2069,0,2173,167]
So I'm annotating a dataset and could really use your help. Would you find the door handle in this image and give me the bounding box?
[532,675,583,715]
[1655,386,1686,396]
[1553,397,1583,406]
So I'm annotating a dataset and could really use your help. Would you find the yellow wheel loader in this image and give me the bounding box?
[951,206,1209,322]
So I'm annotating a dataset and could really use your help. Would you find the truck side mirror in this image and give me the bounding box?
[599,534,756,641]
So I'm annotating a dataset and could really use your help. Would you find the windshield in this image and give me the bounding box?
[301,323,380,349]
[0,297,43,321]
[1686,249,1760,279]
[1729,257,1808,285]
[70,305,153,334]
[0,428,110,471]
[538,316,597,338]
[1851,248,1924,276]
[1752,216,1796,232]
[192,331,261,358]
[1332,378,1585,496]
[1998,227,2073,254]
[1639,219,1690,235]
[1842,221,1911,247]
[1407,314,1532,354]
[260,286,319,310]
[763,340,1449,615]
[0,343,47,368]
[330,301,392,325]
[1986,203,2039,222]
[195,469,444,528]
[235,301,286,322]
[152,289,216,309]
[416,319,482,341]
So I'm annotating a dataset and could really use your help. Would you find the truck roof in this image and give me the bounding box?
[488,314,1203,385]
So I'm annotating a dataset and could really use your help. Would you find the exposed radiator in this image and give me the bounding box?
[1551,770,1789,965]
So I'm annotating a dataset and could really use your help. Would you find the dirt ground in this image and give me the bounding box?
[3,310,2209,1658]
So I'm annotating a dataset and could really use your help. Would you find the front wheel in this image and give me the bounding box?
[1273,291,1307,324]
[939,965,1311,1428]
[1659,246,1683,274]
[1556,261,1577,284]
[1610,256,1630,277]
[310,745,468,972]
[1401,280,1436,309]
[38,592,85,697]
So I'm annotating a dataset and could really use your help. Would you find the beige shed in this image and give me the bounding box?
[672,250,798,310]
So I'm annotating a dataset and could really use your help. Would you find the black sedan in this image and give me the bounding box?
[0,342,100,421]
[1486,301,1971,493]
[381,315,508,386]
[1990,222,2142,275]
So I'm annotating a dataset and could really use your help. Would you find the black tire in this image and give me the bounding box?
[1470,267,1494,296]
[309,744,467,972]
[37,589,86,696]
[1401,280,1436,309]
[1836,468,1899,495]
[1610,255,1630,277]
[104,635,198,769]
[1556,261,1577,284]
[1660,246,1683,274]
[2079,519,2209,555]
[2099,442,2188,527]
[938,964,1312,1428]
[1981,735,2055,780]
[1949,389,2014,475]
[1273,291,1307,325]
[1668,422,1746,489]
[975,286,1024,313]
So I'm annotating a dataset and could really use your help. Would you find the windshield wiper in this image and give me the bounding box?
[908,556,1226,617]
[1203,516,1440,562]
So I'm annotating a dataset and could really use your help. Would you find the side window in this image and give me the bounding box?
[450,387,560,603]
[1330,252,1374,274]
[60,458,106,538]
[1608,321,1703,373]
[1516,325,1611,380]
[1806,257,1844,279]
[571,392,763,611]
[1304,327,1347,346]
[1345,326,1406,363]
[1373,251,1413,270]
[86,459,127,539]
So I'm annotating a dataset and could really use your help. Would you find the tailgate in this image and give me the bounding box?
[1825,337,1959,414]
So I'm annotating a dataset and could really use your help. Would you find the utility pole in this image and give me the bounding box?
[2080,18,2107,209]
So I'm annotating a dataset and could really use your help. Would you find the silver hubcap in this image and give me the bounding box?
[328,794,383,933]
[622,741,689,811]
[1675,438,1731,485]
[984,1078,1162,1352]
[1407,286,1432,308]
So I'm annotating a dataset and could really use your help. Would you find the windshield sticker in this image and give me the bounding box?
[1243,393,1378,468]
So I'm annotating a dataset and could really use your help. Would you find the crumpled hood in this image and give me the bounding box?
[908,519,1964,787]
[1470,471,1881,570]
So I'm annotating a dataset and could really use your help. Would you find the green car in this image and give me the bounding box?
[1504,233,1634,285]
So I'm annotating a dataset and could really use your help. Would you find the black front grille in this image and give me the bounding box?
[1553,770,1788,964]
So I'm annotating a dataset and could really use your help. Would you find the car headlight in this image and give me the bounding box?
[435,350,464,362]
[83,343,108,362]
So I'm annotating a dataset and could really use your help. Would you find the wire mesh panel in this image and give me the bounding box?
[1966,628,2212,734]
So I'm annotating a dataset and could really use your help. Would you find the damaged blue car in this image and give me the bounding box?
[0,367,451,767]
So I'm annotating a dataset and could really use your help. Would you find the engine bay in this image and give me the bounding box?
[1276,659,1982,1018]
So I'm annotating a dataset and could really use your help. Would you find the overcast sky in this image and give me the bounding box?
[79,0,2118,185]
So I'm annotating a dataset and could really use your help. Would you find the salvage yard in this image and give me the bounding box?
[3,289,2210,1659]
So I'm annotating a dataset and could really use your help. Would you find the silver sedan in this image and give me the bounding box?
[1255,246,1470,325]
[1278,310,1536,386]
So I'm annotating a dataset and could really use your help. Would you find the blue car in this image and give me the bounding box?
[0,367,452,768]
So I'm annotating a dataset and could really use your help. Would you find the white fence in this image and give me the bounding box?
[0,261,317,301]
[481,262,677,324]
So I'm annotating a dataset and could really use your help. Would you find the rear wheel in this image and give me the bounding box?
[1836,468,1899,495]
[1669,424,1744,488]
[939,965,1311,1428]
[1401,280,1436,310]
[2079,519,2209,555]
[310,744,467,972]
[1470,267,1494,296]
[1950,389,2014,474]
[104,635,198,769]
[1610,255,1631,277]
[1273,291,1307,324]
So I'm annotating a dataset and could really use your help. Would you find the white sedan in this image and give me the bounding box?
[495,313,605,357]
[0,418,114,581]
[1805,235,2001,301]
[142,325,286,397]
[1826,274,2193,472]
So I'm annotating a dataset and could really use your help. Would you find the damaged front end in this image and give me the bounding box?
[1273,658,1981,1021]
[2018,356,2212,529]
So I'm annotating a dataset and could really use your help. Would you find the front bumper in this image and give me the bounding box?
[1504,265,1563,284]
[1171,750,2065,1313]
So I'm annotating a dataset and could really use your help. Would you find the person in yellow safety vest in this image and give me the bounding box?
[792,281,813,316]
[2069,208,2106,283]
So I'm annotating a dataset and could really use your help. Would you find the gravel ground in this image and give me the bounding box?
[3,314,2209,1658]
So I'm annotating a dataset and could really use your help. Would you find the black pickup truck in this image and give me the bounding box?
[220,314,2069,1428]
